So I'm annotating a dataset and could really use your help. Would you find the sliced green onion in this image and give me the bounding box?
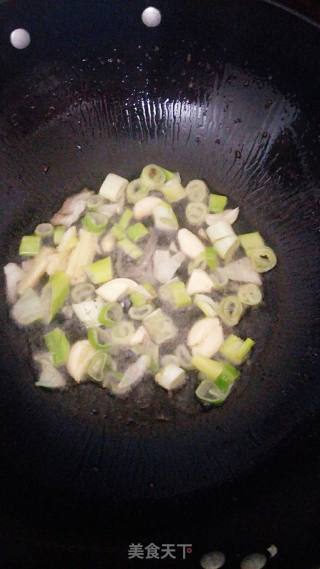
[111,320,135,345]
[99,173,128,202]
[126,222,149,242]
[214,236,239,261]
[152,202,179,231]
[53,225,66,246]
[194,294,219,317]
[98,302,123,327]
[140,164,166,190]
[88,327,110,351]
[118,238,143,259]
[82,212,108,234]
[187,256,207,275]
[128,304,154,320]
[207,221,239,260]
[160,280,192,309]
[209,193,228,213]
[210,270,229,290]
[239,232,265,255]
[72,298,104,327]
[143,309,177,345]
[204,246,217,270]
[161,354,180,367]
[111,223,126,240]
[19,235,41,257]
[160,166,177,181]
[57,226,78,253]
[142,282,157,299]
[86,195,104,210]
[249,246,277,273]
[44,328,70,367]
[219,334,255,365]
[185,180,208,203]
[66,339,96,383]
[71,283,95,303]
[191,355,224,380]
[186,202,208,225]
[155,364,186,391]
[118,208,133,230]
[34,353,66,389]
[175,344,193,370]
[35,223,54,239]
[215,363,240,391]
[218,295,243,326]
[195,379,232,406]
[237,283,262,305]
[102,370,123,390]
[126,179,149,204]
[134,339,160,373]
[130,291,147,307]
[87,352,110,383]
[85,256,113,284]
[11,288,43,325]
[44,271,70,323]
[161,179,186,203]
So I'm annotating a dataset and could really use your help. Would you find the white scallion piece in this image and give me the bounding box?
[155,364,186,391]
[187,317,224,358]
[194,294,219,317]
[99,173,128,202]
[66,229,97,284]
[4,263,24,304]
[11,288,43,325]
[185,179,208,202]
[187,269,213,295]
[100,232,116,254]
[72,298,104,327]
[133,196,162,219]
[152,202,179,231]
[67,340,96,383]
[18,247,54,295]
[51,189,92,227]
[177,228,205,259]
[96,278,138,302]
[207,220,236,242]
[111,355,150,397]
[206,207,239,226]
[129,326,149,346]
[143,308,177,345]
[34,353,66,389]
[218,257,262,285]
[153,249,185,283]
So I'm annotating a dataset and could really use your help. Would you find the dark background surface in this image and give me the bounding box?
[0,1,319,568]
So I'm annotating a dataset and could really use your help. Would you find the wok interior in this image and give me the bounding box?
[0,0,319,556]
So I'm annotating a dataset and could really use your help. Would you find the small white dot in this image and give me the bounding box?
[141,7,161,27]
[10,28,31,50]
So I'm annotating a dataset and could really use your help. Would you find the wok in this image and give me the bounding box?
[0,0,319,567]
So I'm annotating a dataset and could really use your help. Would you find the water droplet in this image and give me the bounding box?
[240,553,267,569]
[10,28,31,50]
[141,6,162,27]
[200,551,226,569]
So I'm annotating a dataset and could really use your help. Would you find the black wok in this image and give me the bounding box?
[0,0,319,567]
